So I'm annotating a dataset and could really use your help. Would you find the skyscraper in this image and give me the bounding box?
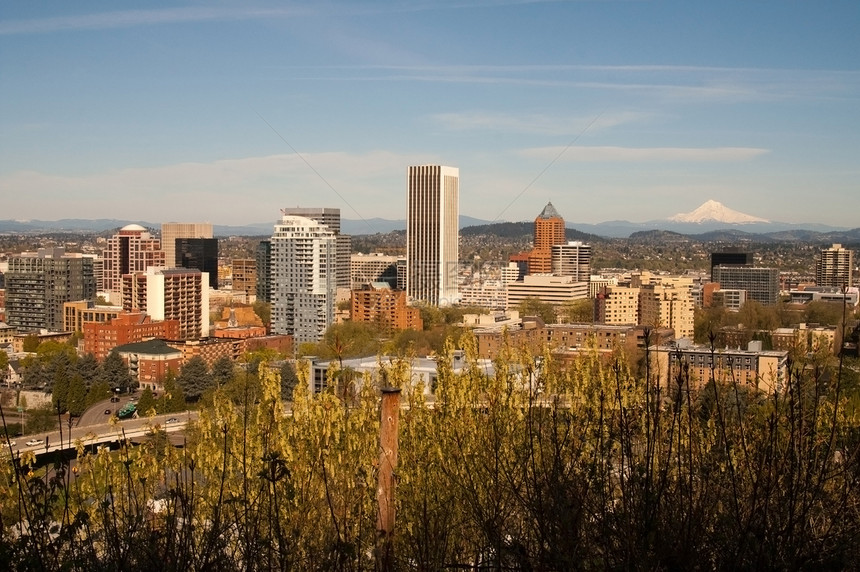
[816,243,854,288]
[529,202,566,274]
[406,165,459,306]
[551,241,592,282]
[122,267,209,340]
[175,237,219,289]
[281,208,351,289]
[102,224,165,297]
[6,248,96,332]
[269,214,337,343]
[161,222,214,270]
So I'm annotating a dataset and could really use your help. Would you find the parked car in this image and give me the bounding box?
[25,439,43,446]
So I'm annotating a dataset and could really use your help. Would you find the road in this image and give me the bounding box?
[2,410,198,457]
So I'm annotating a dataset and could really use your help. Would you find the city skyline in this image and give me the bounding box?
[2,2,859,227]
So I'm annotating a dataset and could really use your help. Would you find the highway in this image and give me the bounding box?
[3,410,198,457]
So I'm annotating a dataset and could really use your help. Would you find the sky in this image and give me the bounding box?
[1,1,859,230]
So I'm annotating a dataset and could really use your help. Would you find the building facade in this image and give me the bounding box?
[816,243,854,288]
[231,259,257,299]
[350,283,423,333]
[161,222,214,270]
[175,238,219,289]
[506,275,589,311]
[269,214,336,343]
[281,208,351,289]
[83,312,180,360]
[102,225,165,297]
[528,202,567,275]
[712,265,780,305]
[350,253,400,290]
[406,165,459,306]
[6,249,96,332]
[551,241,592,281]
[122,267,209,340]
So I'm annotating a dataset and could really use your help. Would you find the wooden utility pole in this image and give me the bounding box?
[377,387,401,571]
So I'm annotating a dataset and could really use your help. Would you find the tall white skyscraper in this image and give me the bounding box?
[269,214,336,343]
[406,165,459,306]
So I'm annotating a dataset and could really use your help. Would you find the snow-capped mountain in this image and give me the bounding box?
[668,200,769,224]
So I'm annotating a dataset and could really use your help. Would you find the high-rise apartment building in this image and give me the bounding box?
[528,202,566,274]
[281,208,351,289]
[122,267,209,340]
[712,266,780,305]
[406,165,459,306]
[269,214,336,343]
[350,283,423,333]
[710,250,752,281]
[6,248,96,332]
[816,243,854,288]
[161,222,214,270]
[102,225,165,296]
[255,240,272,303]
[639,284,695,340]
[175,238,219,289]
[551,241,592,282]
[232,259,257,299]
[350,253,400,289]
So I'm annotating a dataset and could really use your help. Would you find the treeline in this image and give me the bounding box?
[2,333,860,570]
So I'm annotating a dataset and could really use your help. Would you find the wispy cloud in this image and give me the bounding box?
[432,111,652,135]
[0,7,306,35]
[519,145,770,162]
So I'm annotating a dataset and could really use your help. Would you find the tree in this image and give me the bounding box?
[280,361,299,399]
[22,335,40,353]
[66,374,88,417]
[211,356,235,387]
[177,356,213,401]
[100,350,134,392]
[136,387,157,416]
[51,372,70,413]
[75,353,100,387]
[86,380,112,407]
[252,300,271,327]
[0,351,8,384]
[159,370,186,413]
[561,298,594,323]
[517,296,556,325]
[25,404,58,433]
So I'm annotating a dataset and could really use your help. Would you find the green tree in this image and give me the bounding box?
[66,374,88,417]
[177,356,213,402]
[136,387,157,416]
[159,370,186,413]
[280,361,299,399]
[561,298,594,323]
[803,300,845,327]
[100,350,134,392]
[517,296,556,324]
[51,372,70,413]
[22,335,40,353]
[75,353,100,386]
[252,300,271,327]
[25,404,58,433]
[86,380,112,407]
[211,355,235,387]
[0,351,8,383]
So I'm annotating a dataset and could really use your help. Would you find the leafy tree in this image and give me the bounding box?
[87,380,112,407]
[0,351,9,382]
[25,404,58,433]
[280,361,299,399]
[66,374,88,417]
[136,387,157,416]
[252,300,271,327]
[20,355,46,389]
[100,350,134,393]
[211,356,235,387]
[243,347,280,375]
[22,335,40,353]
[51,372,69,413]
[517,296,556,325]
[176,356,213,402]
[804,300,846,327]
[561,298,594,323]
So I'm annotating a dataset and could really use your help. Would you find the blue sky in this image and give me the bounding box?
[1,1,859,228]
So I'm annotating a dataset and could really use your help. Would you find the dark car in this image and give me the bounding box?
[104,409,112,415]
[110,397,120,403]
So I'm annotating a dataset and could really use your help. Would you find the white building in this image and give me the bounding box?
[406,165,459,306]
[816,243,854,288]
[269,214,336,344]
[551,241,592,282]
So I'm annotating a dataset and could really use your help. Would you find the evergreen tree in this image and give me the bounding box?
[280,361,299,400]
[75,353,100,387]
[177,356,213,401]
[51,371,70,413]
[66,374,88,417]
[87,380,112,407]
[160,370,186,413]
[136,387,157,416]
[211,355,235,387]
[100,350,134,393]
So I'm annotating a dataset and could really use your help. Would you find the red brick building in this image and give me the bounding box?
[83,312,180,360]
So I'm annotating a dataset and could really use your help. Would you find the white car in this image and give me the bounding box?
[165,418,179,425]
[25,439,44,447]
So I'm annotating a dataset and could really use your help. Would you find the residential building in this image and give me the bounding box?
[232,259,257,299]
[596,286,640,325]
[816,243,854,288]
[282,208,351,289]
[406,165,459,306]
[63,300,122,333]
[83,312,180,360]
[175,238,219,289]
[712,288,747,311]
[122,267,209,340]
[102,225,165,298]
[710,250,752,280]
[551,241,592,282]
[6,248,96,332]
[114,339,183,392]
[161,222,213,270]
[350,283,423,332]
[269,214,336,343]
[789,286,859,307]
[649,340,788,393]
[255,240,272,303]
[639,284,695,339]
[712,265,780,305]
[350,253,400,289]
